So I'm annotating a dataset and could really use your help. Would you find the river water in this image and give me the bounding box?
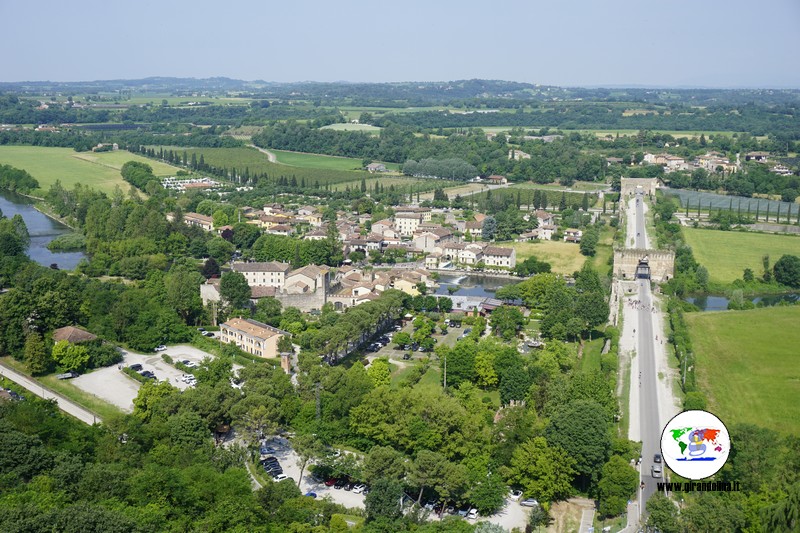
[434,273,511,297]
[0,190,86,270]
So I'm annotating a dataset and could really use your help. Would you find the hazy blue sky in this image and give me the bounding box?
[2,0,799,87]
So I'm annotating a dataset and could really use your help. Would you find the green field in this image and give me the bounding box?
[511,181,610,192]
[271,150,400,172]
[682,228,800,284]
[0,146,178,195]
[686,306,800,434]
[504,240,609,275]
[156,146,369,186]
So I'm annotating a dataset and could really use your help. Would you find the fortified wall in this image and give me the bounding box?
[620,177,658,198]
[613,249,675,282]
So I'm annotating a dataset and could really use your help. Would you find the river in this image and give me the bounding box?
[0,190,86,270]
[434,273,511,298]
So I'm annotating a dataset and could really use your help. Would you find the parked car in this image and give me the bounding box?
[139,371,156,379]
[353,484,367,494]
[325,478,337,487]
[154,345,167,352]
[203,331,214,337]
[652,465,663,478]
[305,492,317,498]
[467,509,479,520]
[273,474,288,482]
[343,482,354,491]
[510,489,523,501]
[520,498,539,507]
[654,453,662,463]
[128,363,143,372]
[334,479,346,489]
[183,361,199,369]
[56,371,79,380]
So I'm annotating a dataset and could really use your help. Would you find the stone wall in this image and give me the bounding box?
[613,249,675,282]
[620,177,658,198]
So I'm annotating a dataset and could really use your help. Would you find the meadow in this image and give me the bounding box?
[271,150,400,172]
[154,146,369,186]
[682,227,800,284]
[503,239,611,275]
[687,306,800,434]
[0,146,178,195]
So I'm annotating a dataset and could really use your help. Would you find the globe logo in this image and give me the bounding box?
[659,410,730,480]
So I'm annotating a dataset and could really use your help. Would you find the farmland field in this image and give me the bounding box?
[682,227,800,284]
[73,150,180,176]
[154,146,368,186]
[0,146,173,195]
[271,150,400,172]
[687,306,800,435]
[511,181,610,192]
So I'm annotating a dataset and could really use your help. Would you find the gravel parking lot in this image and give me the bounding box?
[71,344,216,412]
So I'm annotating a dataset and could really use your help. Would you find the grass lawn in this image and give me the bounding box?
[72,150,180,176]
[0,146,147,195]
[510,181,609,192]
[686,306,800,435]
[682,228,800,284]
[580,338,605,374]
[504,240,589,275]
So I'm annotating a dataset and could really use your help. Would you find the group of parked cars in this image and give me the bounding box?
[197,328,215,338]
[366,332,394,353]
[323,478,369,494]
[128,363,157,380]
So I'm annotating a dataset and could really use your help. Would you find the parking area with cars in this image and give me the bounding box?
[70,344,216,412]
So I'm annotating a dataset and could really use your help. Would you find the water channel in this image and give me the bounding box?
[684,292,800,311]
[0,190,86,270]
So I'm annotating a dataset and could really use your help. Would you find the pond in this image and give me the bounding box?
[0,189,86,270]
[684,293,800,311]
[434,273,512,298]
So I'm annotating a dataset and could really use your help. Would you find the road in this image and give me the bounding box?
[630,191,661,509]
[247,144,278,162]
[0,361,101,425]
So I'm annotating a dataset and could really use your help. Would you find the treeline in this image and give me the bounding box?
[120,161,160,191]
[402,158,477,180]
[375,104,800,138]
[0,163,39,193]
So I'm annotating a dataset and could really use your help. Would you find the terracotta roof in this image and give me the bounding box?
[251,286,277,298]
[52,326,97,344]
[484,246,514,257]
[221,317,287,340]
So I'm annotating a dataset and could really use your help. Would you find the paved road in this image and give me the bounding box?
[0,361,101,425]
[630,191,661,510]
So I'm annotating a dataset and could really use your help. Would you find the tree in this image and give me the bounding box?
[367,358,391,387]
[363,446,407,484]
[774,255,800,288]
[219,271,251,310]
[24,333,51,375]
[529,504,554,532]
[51,340,90,372]
[546,400,611,489]
[474,350,498,389]
[490,306,525,340]
[292,433,324,489]
[206,237,235,263]
[481,216,497,241]
[165,263,204,323]
[504,437,576,502]
[393,332,411,348]
[646,494,680,533]
[598,456,639,517]
[365,478,404,521]
[579,229,598,256]
[762,481,800,533]
[468,473,508,515]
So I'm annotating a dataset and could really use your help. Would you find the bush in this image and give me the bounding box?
[683,392,707,410]
[86,343,123,368]
[161,353,174,365]
[122,367,148,383]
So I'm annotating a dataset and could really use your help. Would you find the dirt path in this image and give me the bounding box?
[247,144,278,163]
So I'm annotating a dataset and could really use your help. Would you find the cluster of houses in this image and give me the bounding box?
[613,150,792,176]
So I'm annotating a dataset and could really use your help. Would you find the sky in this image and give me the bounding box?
[2,0,800,88]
